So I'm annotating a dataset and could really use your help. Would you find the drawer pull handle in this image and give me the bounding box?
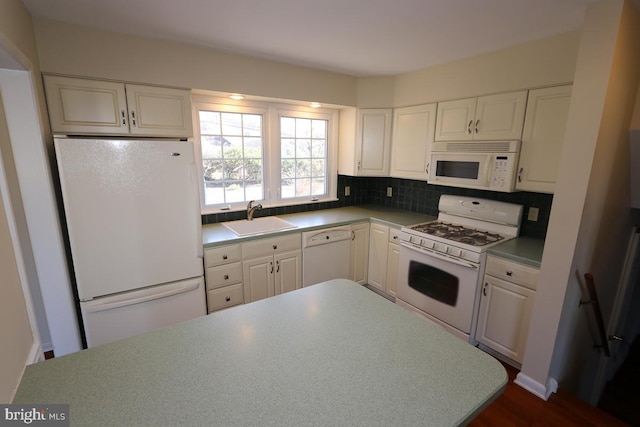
[222,254,228,260]
[225,296,231,302]
[224,274,229,280]
[506,270,513,277]
[483,283,488,296]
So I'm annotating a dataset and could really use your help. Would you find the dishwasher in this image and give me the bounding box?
[302,225,352,287]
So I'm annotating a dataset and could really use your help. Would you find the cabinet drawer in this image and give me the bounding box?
[206,262,242,290]
[242,233,301,258]
[204,244,242,267]
[389,228,401,243]
[485,256,539,290]
[207,283,244,313]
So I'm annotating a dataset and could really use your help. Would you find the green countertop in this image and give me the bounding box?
[488,237,545,268]
[202,206,436,247]
[14,280,507,426]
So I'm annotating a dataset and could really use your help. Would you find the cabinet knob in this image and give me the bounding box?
[506,270,513,277]
[225,296,231,302]
[467,120,473,134]
[222,254,228,260]
[518,167,523,183]
[475,119,480,133]
[130,110,137,127]
[273,245,278,250]
[224,274,229,280]
[483,283,488,296]
[121,110,127,126]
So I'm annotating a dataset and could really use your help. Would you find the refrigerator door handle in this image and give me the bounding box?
[83,281,200,314]
[190,163,203,258]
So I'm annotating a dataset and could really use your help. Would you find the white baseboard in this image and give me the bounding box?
[514,372,558,401]
[27,341,44,364]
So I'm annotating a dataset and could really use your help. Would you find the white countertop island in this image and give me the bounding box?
[14,280,506,426]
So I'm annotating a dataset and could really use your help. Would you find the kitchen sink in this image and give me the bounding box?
[221,216,298,236]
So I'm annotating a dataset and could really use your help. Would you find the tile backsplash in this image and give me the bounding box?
[202,175,552,239]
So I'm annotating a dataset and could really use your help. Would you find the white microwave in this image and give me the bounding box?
[429,141,520,192]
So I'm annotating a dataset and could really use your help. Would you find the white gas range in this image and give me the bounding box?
[396,195,523,342]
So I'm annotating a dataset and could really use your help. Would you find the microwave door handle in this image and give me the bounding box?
[400,243,478,270]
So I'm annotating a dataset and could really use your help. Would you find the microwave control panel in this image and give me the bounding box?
[490,155,516,190]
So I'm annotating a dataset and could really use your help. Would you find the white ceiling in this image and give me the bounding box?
[23,0,596,77]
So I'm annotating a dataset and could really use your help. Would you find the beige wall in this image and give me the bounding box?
[33,19,358,107]
[356,31,580,108]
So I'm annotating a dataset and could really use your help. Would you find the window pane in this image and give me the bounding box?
[311,178,325,195]
[201,135,223,159]
[295,119,311,138]
[199,111,221,135]
[311,141,326,158]
[199,110,264,206]
[311,120,326,139]
[281,117,296,138]
[295,139,311,157]
[243,114,262,137]
[281,139,296,159]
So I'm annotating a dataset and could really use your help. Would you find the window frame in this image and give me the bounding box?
[192,95,338,214]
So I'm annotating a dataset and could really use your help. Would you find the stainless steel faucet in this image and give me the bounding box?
[247,200,262,221]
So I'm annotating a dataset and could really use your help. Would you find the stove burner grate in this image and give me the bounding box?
[408,221,504,247]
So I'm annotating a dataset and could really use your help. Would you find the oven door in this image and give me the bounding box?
[396,242,480,336]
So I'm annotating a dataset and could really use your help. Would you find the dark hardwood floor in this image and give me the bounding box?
[469,362,629,426]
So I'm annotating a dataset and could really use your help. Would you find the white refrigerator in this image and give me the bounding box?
[55,137,206,348]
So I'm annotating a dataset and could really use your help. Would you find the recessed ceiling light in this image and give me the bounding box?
[230,94,245,100]
[310,102,322,108]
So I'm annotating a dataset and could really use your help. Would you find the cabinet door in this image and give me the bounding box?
[350,223,369,284]
[390,104,437,180]
[516,85,572,193]
[356,109,392,176]
[475,275,536,364]
[44,75,130,135]
[275,250,301,295]
[242,256,274,303]
[125,84,193,138]
[367,223,389,291]
[474,91,528,141]
[385,242,400,298]
[434,98,476,141]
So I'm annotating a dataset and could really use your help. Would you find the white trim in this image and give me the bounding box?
[514,372,558,400]
[0,128,42,351]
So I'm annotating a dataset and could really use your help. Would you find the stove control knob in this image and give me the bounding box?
[452,248,462,257]
[409,236,417,244]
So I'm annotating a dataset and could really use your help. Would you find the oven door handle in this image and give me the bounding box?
[400,242,479,270]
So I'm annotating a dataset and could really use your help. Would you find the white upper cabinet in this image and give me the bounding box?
[339,108,392,176]
[434,91,528,141]
[390,103,437,181]
[44,75,193,138]
[124,84,193,137]
[516,85,572,194]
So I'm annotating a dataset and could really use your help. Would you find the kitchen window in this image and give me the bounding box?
[193,97,338,213]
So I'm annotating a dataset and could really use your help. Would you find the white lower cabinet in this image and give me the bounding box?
[204,243,244,313]
[367,223,401,297]
[242,234,301,304]
[475,255,538,364]
[349,222,370,284]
